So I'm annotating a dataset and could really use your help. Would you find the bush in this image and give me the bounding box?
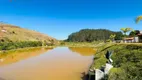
[0,41,43,50]
[109,44,142,80]
[91,44,142,80]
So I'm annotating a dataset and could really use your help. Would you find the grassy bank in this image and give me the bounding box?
[0,46,55,54]
[90,43,142,80]
[59,41,106,47]
[0,41,43,50]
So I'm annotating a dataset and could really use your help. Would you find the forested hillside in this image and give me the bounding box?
[67,29,123,42]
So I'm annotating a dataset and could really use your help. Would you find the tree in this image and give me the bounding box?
[115,32,123,40]
[67,29,123,42]
[129,30,140,37]
[110,34,116,41]
[136,16,142,23]
[120,28,132,36]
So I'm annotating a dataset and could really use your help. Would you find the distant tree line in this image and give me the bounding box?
[66,29,123,42]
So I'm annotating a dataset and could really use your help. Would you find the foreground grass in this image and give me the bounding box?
[90,43,142,80]
[90,43,115,69]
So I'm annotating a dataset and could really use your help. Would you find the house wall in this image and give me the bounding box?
[140,31,142,34]
[138,36,142,43]
[124,40,133,43]
[134,37,139,43]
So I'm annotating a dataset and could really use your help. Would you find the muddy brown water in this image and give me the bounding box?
[0,47,96,80]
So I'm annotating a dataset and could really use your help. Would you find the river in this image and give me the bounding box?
[0,47,96,80]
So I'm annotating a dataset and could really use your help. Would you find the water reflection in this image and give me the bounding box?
[69,47,96,56]
[0,47,94,80]
[0,77,5,80]
[0,47,53,66]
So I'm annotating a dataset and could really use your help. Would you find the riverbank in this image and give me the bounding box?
[0,46,55,54]
[59,41,106,47]
[89,43,142,80]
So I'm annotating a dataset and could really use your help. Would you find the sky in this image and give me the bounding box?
[0,0,142,40]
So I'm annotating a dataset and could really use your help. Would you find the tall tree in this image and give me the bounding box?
[136,16,142,23]
[120,28,132,36]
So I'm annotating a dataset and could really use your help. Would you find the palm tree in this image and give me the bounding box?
[120,28,132,36]
[136,16,142,23]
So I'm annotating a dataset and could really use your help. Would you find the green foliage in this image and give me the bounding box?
[115,32,123,40]
[109,44,142,80]
[60,41,65,45]
[67,29,123,42]
[59,41,105,47]
[90,43,114,69]
[106,39,111,42]
[110,34,116,41]
[91,44,142,80]
[111,46,142,80]
[0,41,42,50]
[129,30,140,37]
[120,28,132,36]
[136,16,142,23]
[108,68,126,80]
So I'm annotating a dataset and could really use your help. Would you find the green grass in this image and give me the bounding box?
[90,43,115,69]
[59,41,106,47]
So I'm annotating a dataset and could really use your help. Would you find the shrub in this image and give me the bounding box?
[0,41,43,50]
[109,44,142,80]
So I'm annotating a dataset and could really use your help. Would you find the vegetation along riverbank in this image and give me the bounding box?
[88,43,142,80]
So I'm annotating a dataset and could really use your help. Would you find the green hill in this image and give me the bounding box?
[67,29,123,42]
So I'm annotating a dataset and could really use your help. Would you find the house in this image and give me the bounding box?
[137,31,142,43]
[123,30,142,43]
[124,37,139,43]
[124,37,134,43]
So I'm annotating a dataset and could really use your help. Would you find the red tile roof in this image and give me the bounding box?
[124,37,134,40]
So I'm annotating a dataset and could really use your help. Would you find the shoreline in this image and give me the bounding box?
[59,41,108,48]
[0,46,55,54]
